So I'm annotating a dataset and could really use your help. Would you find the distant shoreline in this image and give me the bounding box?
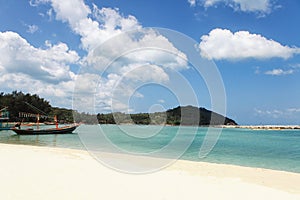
[5,122,300,130]
[220,125,300,130]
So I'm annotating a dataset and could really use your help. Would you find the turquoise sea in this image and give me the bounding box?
[0,124,299,173]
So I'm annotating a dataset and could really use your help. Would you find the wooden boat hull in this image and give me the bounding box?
[12,125,78,135]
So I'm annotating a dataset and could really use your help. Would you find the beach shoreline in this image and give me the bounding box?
[0,143,299,200]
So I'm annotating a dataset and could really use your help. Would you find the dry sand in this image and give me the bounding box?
[0,143,299,200]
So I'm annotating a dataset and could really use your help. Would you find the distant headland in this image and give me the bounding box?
[225,125,300,130]
[95,106,237,126]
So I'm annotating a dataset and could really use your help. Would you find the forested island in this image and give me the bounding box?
[0,91,237,126]
[95,106,237,126]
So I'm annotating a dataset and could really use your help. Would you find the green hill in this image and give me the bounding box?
[166,106,237,126]
[97,105,237,126]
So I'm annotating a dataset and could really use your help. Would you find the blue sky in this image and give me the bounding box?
[0,0,300,125]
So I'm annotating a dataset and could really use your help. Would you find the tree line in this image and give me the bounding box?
[0,91,73,123]
[0,91,237,125]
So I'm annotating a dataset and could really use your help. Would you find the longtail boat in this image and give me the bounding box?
[11,124,78,135]
[11,102,79,135]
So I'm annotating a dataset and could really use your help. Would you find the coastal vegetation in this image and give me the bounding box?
[0,91,72,123]
[0,91,51,122]
[0,91,237,125]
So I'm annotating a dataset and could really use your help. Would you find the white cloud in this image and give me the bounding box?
[25,0,189,112]
[189,0,275,14]
[120,64,169,83]
[199,28,300,60]
[188,0,196,7]
[80,29,188,112]
[0,72,75,108]
[41,1,187,112]
[41,2,141,51]
[26,24,39,34]
[41,1,187,67]
[234,0,271,13]
[0,31,79,107]
[264,68,294,76]
[51,0,91,27]
[0,31,79,83]
[92,6,140,31]
[30,0,187,67]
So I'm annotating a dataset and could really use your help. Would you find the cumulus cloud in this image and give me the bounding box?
[0,31,79,107]
[36,0,186,66]
[199,28,300,60]
[188,0,275,14]
[30,0,187,67]
[120,64,169,83]
[49,0,91,27]
[264,68,294,76]
[0,72,75,108]
[72,72,144,113]
[42,1,141,51]
[28,0,189,112]
[0,0,190,112]
[79,27,188,112]
[0,31,79,83]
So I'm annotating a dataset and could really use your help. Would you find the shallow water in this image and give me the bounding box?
[1,124,299,173]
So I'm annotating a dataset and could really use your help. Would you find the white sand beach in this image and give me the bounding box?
[0,143,299,200]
